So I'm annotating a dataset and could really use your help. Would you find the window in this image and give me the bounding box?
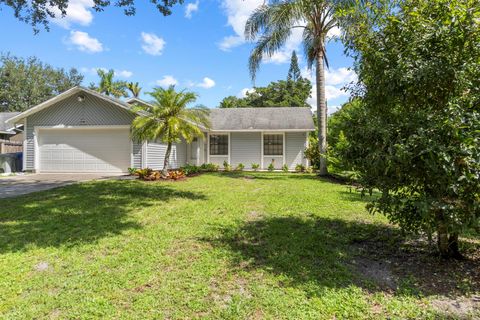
[190,138,198,160]
[209,134,228,155]
[264,134,283,156]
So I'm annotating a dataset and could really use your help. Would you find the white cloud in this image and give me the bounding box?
[325,67,357,86]
[185,0,199,18]
[156,75,178,87]
[197,77,216,89]
[327,26,341,39]
[238,87,255,98]
[219,0,264,51]
[262,28,304,64]
[302,66,355,111]
[51,0,94,28]
[141,32,166,56]
[115,70,133,78]
[80,67,133,78]
[307,85,349,112]
[69,31,103,53]
[219,35,245,51]
[302,66,357,86]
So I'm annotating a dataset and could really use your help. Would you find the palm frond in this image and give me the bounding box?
[130,86,207,145]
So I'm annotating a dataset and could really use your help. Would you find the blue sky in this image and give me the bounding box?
[0,0,355,112]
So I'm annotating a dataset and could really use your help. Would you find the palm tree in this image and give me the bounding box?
[245,0,340,176]
[130,86,210,176]
[96,69,127,98]
[127,82,142,98]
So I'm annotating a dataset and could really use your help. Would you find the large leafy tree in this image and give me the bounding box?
[245,0,348,176]
[220,78,312,108]
[0,54,83,112]
[339,0,480,258]
[130,86,210,175]
[94,69,127,98]
[1,0,183,32]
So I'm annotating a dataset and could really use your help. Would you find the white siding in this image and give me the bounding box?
[263,156,283,169]
[209,156,228,167]
[230,132,261,168]
[285,132,307,169]
[146,141,187,169]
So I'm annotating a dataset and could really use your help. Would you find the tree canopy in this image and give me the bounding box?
[287,51,301,82]
[0,54,83,112]
[338,0,480,258]
[1,0,183,32]
[130,86,210,174]
[219,52,312,109]
[219,78,312,109]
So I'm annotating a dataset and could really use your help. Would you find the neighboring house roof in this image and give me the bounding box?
[6,86,136,125]
[125,97,152,107]
[208,107,315,131]
[0,112,21,134]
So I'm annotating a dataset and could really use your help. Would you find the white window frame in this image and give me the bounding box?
[263,132,285,156]
[262,132,285,168]
[207,132,230,164]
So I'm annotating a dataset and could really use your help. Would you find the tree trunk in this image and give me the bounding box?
[316,49,328,176]
[162,142,172,177]
[436,212,463,259]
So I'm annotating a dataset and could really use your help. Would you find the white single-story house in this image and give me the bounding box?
[7,86,314,173]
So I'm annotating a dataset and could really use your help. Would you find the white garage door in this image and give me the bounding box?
[38,128,131,173]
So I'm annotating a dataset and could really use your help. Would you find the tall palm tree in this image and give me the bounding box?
[130,86,210,176]
[96,69,127,98]
[127,82,142,98]
[245,0,340,176]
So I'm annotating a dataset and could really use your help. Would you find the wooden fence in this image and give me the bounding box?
[0,139,23,154]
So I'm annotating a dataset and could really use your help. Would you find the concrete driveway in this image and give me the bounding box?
[0,173,126,199]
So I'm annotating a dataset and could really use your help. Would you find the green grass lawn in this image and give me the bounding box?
[0,173,478,319]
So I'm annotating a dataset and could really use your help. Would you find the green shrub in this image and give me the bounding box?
[267,163,275,172]
[305,166,314,174]
[282,164,289,172]
[127,167,137,175]
[235,163,245,171]
[182,164,200,176]
[135,168,153,180]
[251,163,260,171]
[295,164,306,173]
[223,160,232,172]
[200,163,219,172]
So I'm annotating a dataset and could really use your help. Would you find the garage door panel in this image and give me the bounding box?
[39,128,131,173]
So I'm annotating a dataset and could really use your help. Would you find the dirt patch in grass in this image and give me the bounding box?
[349,230,480,316]
[247,211,263,221]
[349,256,397,292]
[431,296,480,319]
[350,234,480,297]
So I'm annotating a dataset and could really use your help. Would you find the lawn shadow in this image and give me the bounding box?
[205,215,480,299]
[0,180,206,253]
[338,190,377,203]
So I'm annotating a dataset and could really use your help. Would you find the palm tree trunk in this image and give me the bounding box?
[316,49,328,176]
[162,142,172,177]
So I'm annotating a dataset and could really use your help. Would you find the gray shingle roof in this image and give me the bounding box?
[208,107,315,131]
[0,112,21,133]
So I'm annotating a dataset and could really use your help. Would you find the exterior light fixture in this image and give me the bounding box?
[77,94,85,102]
